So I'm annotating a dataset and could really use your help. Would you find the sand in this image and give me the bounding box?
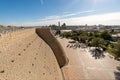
[0,29,63,80]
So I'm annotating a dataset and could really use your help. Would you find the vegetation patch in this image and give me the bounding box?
[57,30,120,59]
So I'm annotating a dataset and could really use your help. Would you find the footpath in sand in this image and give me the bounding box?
[57,37,120,80]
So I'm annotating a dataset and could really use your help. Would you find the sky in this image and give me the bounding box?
[0,0,120,26]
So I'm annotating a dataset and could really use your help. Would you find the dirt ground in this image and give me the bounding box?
[57,37,120,80]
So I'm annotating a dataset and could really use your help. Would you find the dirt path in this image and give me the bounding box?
[57,37,120,80]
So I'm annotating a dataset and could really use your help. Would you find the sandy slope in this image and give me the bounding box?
[36,28,67,68]
[0,29,63,80]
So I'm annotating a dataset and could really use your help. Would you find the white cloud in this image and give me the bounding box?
[40,16,61,21]
[15,12,120,26]
[39,10,95,21]
[61,12,120,25]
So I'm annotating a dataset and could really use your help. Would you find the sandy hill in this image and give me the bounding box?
[0,28,65,80]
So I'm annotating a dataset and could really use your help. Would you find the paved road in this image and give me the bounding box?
[57,37,120,80]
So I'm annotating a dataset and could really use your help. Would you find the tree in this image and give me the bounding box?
[71,36,79,41]
[94,31,100,37]
[88,37,107,59]
[60,32,71,38]
[101,30,112,41]
[55,30,61,35]
[111,40,120,59]
[90,37,107,51]
[88,32,94,37]
[78,33,88,43]
[87,36,94,47]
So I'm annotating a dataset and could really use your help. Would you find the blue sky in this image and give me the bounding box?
[0,0,120,26]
